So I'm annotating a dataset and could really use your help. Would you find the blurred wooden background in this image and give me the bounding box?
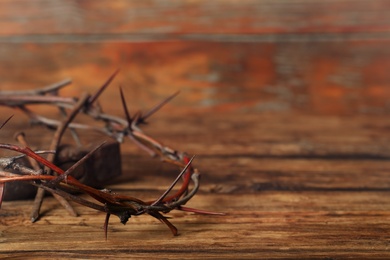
[1,0,390,115]
[1,1,390,259]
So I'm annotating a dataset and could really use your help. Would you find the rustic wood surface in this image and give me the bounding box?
[1,0,390,258]
[1,0,390,116]
[0,112,390,259]
[1,0,389,35]
[2,40,390,116]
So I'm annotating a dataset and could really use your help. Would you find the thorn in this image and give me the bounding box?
[104,213,110,240]
[88,69,120,105]
[119,86,133,128]
[139,91,180,124]
[51,142,106,185]
[152,156,195,206]
[150,211,178,236]
[0,115,13,130]
[30,188,45,223]
[0,183,4,208]
[178,206,226,215]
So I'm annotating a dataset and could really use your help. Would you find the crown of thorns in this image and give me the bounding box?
[0,70,222,239]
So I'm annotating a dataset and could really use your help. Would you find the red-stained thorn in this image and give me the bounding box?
[152,156,195,206]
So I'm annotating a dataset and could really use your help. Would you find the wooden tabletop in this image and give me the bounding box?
[1,0,390,259]
[1,112,390,259]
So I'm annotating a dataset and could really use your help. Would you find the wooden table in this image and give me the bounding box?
[1,0,390,258]
[1,112,390,259]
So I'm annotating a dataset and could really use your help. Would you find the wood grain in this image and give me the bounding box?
[0,0,390,116]
[0,0,389,36]
[1,41,390,115]
[1,0,390,259]
[1,112,390,259]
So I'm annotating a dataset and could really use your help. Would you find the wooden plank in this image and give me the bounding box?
[2,192,390,259]
[0,0,389,36]
[1,112,390,259]
[1,41,390,115]
[1,0,390,258]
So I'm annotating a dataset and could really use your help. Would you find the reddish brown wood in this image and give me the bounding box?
[1,41,390,115]
[0,0,389,116]
[0,0,389,35]
[0,1,390,257]
[1,112,390,259]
